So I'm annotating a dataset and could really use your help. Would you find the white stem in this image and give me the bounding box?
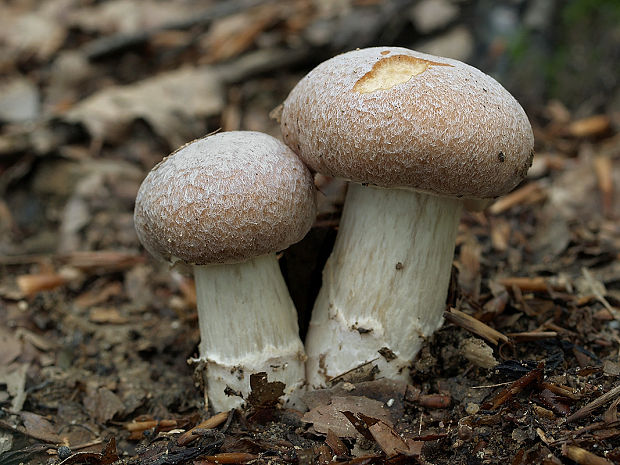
[193,254,306,411]
[305,183,463,388]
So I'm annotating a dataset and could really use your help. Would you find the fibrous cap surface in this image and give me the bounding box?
[134,131,316,265]
[281,47,534,199]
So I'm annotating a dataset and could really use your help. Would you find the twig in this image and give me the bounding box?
[562,444,614,465]
[471,381,513,389]
[488,182,546,215]
[580,268,620,321]
[593,155,614,218]
[498,276,567,292]
[176,411,229,446]
[482,362,544,410]
[507,331,558,341]
[444,308,510,346]
[194,453,257,464]
[125,419,179,432]
[565,384,620,423]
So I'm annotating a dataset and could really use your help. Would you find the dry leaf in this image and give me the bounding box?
[84,385,125,423]
[201,4,280,63]
[460,337,497,369]
[19,411,61,443]
[15,328,56,352]
[303,379,408,420]
[75,281,124,308]
[325,428,348,456]
[68,0,195,34]
[57,436,119,465]
[302,396,393,438]
[0,363,29,411]
[246,372,285,409]
[65,67,223,147]
[0,430,12,454]
[368,420,410,457]
[246,372,285,423]
[0,10,66,61]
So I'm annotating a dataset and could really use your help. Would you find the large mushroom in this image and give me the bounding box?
[134,131,316,411]
[280,47,534,388]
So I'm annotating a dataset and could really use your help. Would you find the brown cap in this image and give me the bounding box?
[134,131,316,265]
[281,47,534,199]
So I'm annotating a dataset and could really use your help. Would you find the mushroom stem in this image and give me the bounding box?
[305,183,463,388]
[193,253,306,411]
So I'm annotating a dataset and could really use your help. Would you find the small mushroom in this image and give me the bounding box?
[134,131,316,411]
[280,47,534,387]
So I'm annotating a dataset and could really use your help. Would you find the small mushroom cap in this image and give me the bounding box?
[281,47,534,199]
[134,131,317,265]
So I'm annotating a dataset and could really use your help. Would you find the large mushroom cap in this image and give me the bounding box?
[281,47,534,199]
[134,131,316,265]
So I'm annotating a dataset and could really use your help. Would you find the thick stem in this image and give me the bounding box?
[193,254,306,411]
[305,183,463,388]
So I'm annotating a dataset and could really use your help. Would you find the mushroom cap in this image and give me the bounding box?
[281,47,534,199]
[134,131,316,265]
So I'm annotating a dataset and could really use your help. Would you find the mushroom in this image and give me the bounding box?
[134,131,316,411]
[280,47,534,388]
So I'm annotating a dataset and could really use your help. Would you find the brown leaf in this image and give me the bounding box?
[460,338,497,369]
[68,1,195,35]
[302,396,393,438]
[0,11,66,61]
[342,413,422,458]
[246,372,285,409]
[0,363,29,411]
[75,281,124,309]
[201,4,280,63]
[368,421,409,457]
[19,411,61,443]
[58,437,118,465]
[83,386,125,424]
[536,388,571,416]
[326,428,348,456]
[340,411,374,441]
[64,67,223,147]
[302,378,408,419]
